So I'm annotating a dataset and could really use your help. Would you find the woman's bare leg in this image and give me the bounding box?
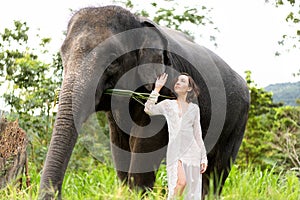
[173,160,186,197]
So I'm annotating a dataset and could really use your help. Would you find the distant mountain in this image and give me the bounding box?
[265,81,300,106]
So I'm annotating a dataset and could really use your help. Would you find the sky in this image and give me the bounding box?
[0,0,299,89]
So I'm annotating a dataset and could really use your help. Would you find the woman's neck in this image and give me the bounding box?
[177,94,188,103]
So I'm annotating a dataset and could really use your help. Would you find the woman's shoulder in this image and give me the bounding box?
[190,102,200,111]
[158,99,175,106]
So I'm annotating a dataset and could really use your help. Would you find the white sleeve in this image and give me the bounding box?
[193,106,208,165]
[144,90,167,116]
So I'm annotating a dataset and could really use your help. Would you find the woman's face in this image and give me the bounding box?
[174,75,191,95]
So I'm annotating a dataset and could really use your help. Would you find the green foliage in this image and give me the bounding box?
[236,71,300,176]
[237,72,274,168]
[270,0,300,54]
[0,21,63,170]
[119,0,218,46]
[0,21,28,77]
[271,106,300,172]
[245,71,279,117]
[153,7,207,33]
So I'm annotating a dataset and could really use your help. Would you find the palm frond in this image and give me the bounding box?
[104,89,175,106]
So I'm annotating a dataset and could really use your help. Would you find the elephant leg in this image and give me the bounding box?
[128,122,168,190]
[202,110,248,197]
[106,111,131,183]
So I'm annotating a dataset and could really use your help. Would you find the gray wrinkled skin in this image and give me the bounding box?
[39,6,250,200]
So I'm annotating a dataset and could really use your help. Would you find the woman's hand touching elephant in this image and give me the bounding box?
[154,73,168,93]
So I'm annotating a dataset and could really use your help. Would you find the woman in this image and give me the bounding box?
[144,72,208,199]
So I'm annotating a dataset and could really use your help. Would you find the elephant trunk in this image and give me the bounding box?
[39,76,90,199]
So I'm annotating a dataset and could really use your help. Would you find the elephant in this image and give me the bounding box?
[39,5,250,199]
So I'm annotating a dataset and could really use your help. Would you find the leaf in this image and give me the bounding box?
[286,12,294,22]
[151,2,157,7]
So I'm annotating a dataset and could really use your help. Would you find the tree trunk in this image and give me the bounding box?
[0,118,28,189]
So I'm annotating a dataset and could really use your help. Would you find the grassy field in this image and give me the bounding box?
[1,162,299,200]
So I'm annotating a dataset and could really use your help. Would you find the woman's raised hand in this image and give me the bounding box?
[154,73,168,93]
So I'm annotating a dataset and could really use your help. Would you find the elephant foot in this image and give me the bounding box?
[128,172,155,191]
[116,170,129,184]
[38,189,61,200]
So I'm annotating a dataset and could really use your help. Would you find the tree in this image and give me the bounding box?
[267,0,299,101]
[0,21,63,168]
[267,0,300,53]
[116,0,219,46]
[236,71,300,176]
[236,71,279,168]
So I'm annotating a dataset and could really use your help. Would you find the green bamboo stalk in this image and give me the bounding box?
[104,89,175,106]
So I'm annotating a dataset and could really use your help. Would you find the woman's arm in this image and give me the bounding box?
[193,106,208,167]
[144,73,168,116]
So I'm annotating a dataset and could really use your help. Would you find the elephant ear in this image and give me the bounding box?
[139,16,222,70]
[139,17,228,153]
[137,17,209,89]
[135,17,169,90]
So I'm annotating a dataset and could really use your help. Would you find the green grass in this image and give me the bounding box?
[221,166,300,200]
[62,164,167,200]
[1,163,299,200]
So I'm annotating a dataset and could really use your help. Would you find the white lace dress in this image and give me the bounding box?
[144,91,208,200]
